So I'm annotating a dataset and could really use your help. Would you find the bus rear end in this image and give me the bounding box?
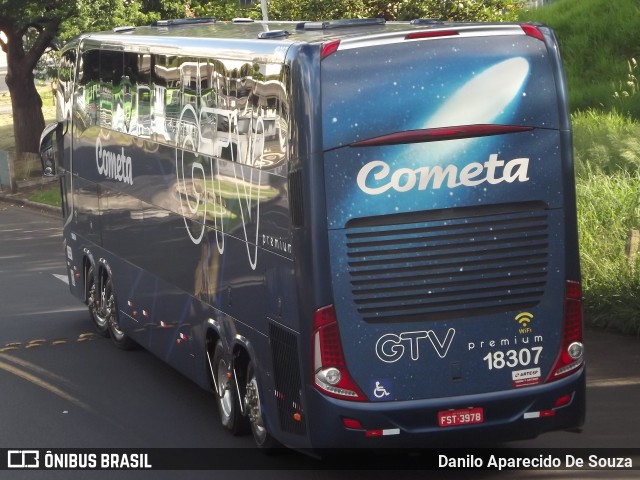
[309,23,584,447]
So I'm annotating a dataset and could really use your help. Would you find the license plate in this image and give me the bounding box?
[438,407,484,427]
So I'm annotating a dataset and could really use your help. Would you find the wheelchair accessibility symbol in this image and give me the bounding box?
[371,379,392,400]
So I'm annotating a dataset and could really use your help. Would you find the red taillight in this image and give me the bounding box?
[312,305,367,401]
[521,24,545,41]
[321,40,340,59]
[547,281,584,382]
[405,30,459,40]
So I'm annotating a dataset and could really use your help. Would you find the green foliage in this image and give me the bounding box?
[249,0,365,21]
[519,0,640,117]
[61,1,158,39]
[412,0,524,22]
[28,187,62,208]
[260,0,525,21]
[572,108,640,176]
[573,109,640,334]
[195,1,258,21]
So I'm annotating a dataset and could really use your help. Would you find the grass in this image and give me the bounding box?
[519,0,640,116]
[571,109,640,335]
[28,186,62,207]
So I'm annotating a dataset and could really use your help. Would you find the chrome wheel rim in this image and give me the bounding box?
[216,358,233,419]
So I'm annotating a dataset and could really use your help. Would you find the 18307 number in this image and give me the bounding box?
[482,346,543,370]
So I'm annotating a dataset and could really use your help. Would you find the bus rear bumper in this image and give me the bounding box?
[304,367,585,448]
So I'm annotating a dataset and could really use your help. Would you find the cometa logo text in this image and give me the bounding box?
[96,138,133,185]
[356,154,529,195]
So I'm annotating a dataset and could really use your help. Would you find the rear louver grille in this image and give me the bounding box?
[345,203,549,322]
[269,323,306,435]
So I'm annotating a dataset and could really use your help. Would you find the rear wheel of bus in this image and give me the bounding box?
[87,266,109,337]
[104,275,136,350]
[210,340,247,435]
[245,360,279,450]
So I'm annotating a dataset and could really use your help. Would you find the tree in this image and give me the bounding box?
[261,0,524,22]
[0,0,156,157]
[0,1,74,156]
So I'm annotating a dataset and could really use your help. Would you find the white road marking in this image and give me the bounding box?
[588,377,640,388]
[52,274,69,285]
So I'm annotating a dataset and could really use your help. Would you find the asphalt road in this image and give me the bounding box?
[1,201,640,478]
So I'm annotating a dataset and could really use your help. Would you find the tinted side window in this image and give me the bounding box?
[99,50,124,130]
[76,49,100,130]
[57,48,77,122]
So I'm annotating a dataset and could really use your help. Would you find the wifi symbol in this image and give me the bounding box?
[515,312,534,327]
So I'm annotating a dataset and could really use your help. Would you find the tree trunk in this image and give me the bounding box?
[5,64,45,156]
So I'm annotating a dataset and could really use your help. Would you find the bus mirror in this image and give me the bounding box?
[39,122,61,177]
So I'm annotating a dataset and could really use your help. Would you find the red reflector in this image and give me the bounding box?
[521,24,544,41]
[365,430,383,437]
[540,410,556,418]
[406,30,458,40]
[321,40,340,59]
[555,394,572,408]
[342,418,364,430]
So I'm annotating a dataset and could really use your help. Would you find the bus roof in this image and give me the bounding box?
[75,18,540,61]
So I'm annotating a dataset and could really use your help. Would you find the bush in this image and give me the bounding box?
[573,109,640,334]
[519,0,640,117]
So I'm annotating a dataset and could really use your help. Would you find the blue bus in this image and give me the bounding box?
[40,17,584,449]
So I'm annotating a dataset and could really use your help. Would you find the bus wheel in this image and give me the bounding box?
[245,360,279,449]
[87,267,109,337]
[104,276,136,350]
[211,341,247,434]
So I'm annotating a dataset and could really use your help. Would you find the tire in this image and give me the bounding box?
[245,360,280,449]
[104,276,136,350]
[87,267,109,337]
[210,341,248,435]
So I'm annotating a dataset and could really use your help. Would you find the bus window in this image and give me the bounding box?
[99,50,124,131]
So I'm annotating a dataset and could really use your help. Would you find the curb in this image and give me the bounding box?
[0,193,61,217]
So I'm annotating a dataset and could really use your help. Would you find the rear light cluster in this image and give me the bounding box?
[312,305,367,401]
[547,280,585,382]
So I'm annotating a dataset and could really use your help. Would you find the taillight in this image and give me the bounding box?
[321,40,340,59]
[547,281,584,382]
[521,24,545,41]
[312,305,367,401]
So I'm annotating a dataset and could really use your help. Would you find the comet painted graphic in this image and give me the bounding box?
[408,57,531,161]
[423,57,531,130]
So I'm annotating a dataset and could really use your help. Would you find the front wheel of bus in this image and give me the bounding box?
[245,360,279,449]
[87,267,109,337]
[104,277,136,350]
[211,341,247,435]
